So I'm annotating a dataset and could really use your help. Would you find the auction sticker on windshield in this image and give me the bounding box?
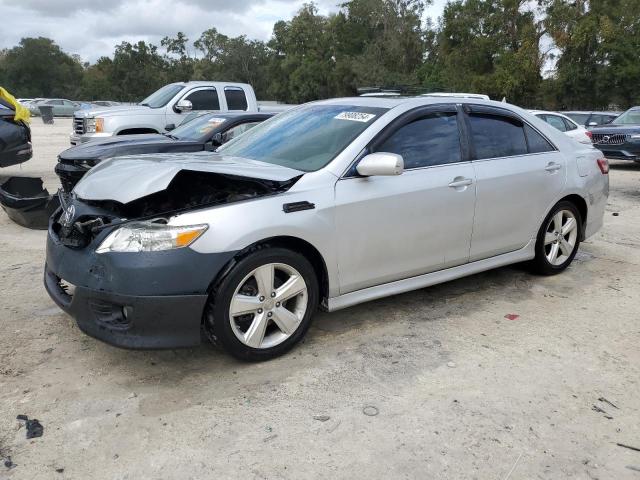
[334,112,377,122]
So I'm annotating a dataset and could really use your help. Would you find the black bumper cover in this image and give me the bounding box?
[45,220,236,349]
[0,177,60,229]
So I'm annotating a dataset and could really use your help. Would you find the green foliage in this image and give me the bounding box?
[1,1,639,108]
[0,37,83,98]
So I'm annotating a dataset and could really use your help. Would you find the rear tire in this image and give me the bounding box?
[530,201,582,275]
[204,247,319,361]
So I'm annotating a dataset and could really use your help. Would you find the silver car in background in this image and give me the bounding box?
[45,97,609,360]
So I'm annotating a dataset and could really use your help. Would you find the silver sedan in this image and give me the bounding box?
[45,96,609,360]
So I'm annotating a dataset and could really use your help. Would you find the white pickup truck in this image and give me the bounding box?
[71,81,264,145]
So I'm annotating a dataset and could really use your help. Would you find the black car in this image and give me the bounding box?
[0,99,32,167]
[590,107,640,162]
[563,111,619,129]
[55,112,273,192]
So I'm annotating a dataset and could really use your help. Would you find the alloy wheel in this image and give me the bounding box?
[229,263,308,349]
[544,209,579,266]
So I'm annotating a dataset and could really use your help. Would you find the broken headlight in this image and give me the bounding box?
[96,222,208,253]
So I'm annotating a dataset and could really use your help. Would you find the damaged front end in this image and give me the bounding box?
[53,167,300,249]
[45,156,303,349]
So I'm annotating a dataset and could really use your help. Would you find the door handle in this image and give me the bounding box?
[545,162,562,172]
[448,177,473,188]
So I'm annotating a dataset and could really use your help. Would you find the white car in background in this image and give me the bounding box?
[529,110,592,144]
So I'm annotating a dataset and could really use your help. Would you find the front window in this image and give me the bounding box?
[172,114,228,141]
[612,109,640,125]
[217,105,388,172]
[140,84,183,108]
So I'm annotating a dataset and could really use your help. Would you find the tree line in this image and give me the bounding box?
[0,0,638,110]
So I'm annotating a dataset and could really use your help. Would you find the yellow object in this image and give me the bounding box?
[95,117,104,133]
[175,228,205,247]
[0,87,31,124]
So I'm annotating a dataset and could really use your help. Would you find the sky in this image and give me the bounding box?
[0,0,448,64]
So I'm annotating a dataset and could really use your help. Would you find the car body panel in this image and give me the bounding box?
[334,162,476,293]
[590,107,640,162]
[530,110,592,144]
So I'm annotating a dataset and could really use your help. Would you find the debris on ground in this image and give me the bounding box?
[598,397,619,409]
[617,443,640,453]
[313,415,330,422]
[363,406,379,416]
[16,415,44,439]
[4,456,15,469]
[447,362,456,368]
[612,212,620,216]
[504,314,520,321]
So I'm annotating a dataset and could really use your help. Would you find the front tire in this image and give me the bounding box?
[204,247,319,361]
[531,201,582,275]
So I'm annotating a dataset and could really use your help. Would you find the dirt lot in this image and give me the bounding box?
[0,119,639,479]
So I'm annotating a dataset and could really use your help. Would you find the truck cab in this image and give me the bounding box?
[71,81,258,145]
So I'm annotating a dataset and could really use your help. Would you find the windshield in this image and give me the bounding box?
[217,104,388,171]
[612,109,640,125]
[140,84,183,108]
[172,114,228,141]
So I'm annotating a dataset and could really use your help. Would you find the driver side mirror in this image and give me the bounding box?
[175,99,193,113]
[356,152,404,177]
[211,132,224,147]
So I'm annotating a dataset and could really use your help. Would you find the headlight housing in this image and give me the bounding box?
[628,134,640,141]
[85,117,104,133]
[96,222,208,253]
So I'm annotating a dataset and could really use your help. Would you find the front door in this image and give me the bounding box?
[334,108,477,294]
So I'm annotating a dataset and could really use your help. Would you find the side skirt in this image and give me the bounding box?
[327,240,535,312]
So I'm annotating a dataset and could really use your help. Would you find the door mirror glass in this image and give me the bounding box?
[356,153,404,176]
[175,99,193,112]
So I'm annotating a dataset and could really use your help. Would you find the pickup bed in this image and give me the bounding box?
[71,81,260,145]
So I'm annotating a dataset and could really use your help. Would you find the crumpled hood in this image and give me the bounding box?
[73,152,304,204]
[74,105,154,118]
[59,134,201,161]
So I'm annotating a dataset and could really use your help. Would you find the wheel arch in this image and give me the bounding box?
[206,235,330,312]
[557,193,588,239]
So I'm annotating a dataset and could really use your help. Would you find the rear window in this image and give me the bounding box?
[225,88,248,110]
[468,114,527,159]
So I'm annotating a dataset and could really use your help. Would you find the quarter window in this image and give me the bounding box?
[184,89,219,110]
[543,115,567,132]
[225,87,248,110]
[375,113,461,169]
[468,114,528,159]
[524,124,555,153]
[562,118,577,131]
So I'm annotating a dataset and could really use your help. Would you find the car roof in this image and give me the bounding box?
[192,111,274,120]
[310,96,509,110]
[563,110,620,115]
[169,81,253,89]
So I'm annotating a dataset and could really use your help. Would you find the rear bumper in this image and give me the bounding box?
[44,216,236,349]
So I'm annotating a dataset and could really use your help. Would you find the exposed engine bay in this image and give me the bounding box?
[53,169,299,249]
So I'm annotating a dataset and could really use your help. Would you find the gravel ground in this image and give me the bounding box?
[0,119,639,479]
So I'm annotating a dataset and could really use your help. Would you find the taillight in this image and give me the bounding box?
[597,158,609,174]
[585,130,593,140]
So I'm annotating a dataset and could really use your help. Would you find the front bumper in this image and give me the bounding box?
[595,144,640,161]
[44,216,236,349]
[70,132,113,146]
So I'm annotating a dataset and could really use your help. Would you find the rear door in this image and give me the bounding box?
[466,105,566,261]
[334,105,477,293]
